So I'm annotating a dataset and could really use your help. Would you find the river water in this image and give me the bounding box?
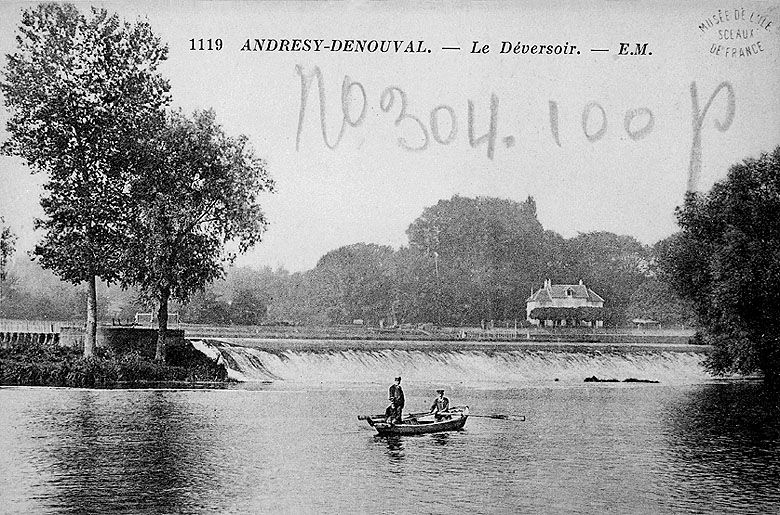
[1,344,779,514]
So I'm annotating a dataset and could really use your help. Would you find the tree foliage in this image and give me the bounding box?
[2,3,169,283]
[391,246,440,324]
[263,269,330,325]
[1,3,170,355]
[182,289,231,325]
[661,147,780,381]
[406,195,545,324]
[311,243,396,324]
[229,289,268,326]
[557,231,651,323]
[122,109,274,359]
[625,277,696,326]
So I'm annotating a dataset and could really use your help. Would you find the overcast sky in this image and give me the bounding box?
[1,0,778,271]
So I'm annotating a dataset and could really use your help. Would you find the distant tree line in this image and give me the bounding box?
[267,195,692,328]
[0,194,697,328]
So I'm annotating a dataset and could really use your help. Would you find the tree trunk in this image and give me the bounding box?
[84,275,97,357]
[155,288,170,362]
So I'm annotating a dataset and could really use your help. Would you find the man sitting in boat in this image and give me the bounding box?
[387,376,405,424]
[430,389,450,420]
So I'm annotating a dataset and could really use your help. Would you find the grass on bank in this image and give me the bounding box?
[0,339,227,388]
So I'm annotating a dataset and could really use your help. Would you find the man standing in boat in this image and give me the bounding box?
[430,389,450,420]
[387,376,405,424]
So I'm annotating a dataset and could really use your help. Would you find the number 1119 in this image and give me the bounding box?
[189,38,223,51]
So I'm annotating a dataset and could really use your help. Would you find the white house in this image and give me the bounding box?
[525,279,605,326]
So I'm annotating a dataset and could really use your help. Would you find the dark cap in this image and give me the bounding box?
[436,389,444,393]
[394,376,401,381]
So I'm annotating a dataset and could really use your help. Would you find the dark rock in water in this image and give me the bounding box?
[584,376,619,383]
[585,375,660,383]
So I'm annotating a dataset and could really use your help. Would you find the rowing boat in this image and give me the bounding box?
[359,406,469,435]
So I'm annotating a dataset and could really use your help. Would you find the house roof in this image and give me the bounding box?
[526,282,605,303]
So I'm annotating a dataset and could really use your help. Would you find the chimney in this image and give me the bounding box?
[579,279,583,286]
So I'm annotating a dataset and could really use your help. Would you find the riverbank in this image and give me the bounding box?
[0,339,227,388]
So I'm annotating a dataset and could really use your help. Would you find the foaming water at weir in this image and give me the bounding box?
[192,339,712,385]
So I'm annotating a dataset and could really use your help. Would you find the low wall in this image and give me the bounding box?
[204,337,711,354]
[183,323,697,344]
[60,326,185,357]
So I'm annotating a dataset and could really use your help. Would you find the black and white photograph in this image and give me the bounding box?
[0,1,778,513]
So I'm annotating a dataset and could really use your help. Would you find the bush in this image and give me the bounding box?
[0,340,227,387]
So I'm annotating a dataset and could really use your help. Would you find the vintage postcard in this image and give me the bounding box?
[0,1,778,513]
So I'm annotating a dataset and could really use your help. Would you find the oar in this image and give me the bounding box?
[469,413,526,422]
[443,406,524,421]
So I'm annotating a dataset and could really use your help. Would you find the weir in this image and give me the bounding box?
[192,338,712,385]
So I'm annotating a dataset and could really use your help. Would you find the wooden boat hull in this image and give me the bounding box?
[360,407,469,436]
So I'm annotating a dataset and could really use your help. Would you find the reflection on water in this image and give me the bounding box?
[0,382,778,513]
[21,390,220,514]
[382,435,405,463]
[660,382,780,512]
[375,430,456,468]
[430,432,451,446]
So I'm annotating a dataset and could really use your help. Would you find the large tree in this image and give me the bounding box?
[558,231,651,325]
[1,4,170,355]
[406,195,545,324]
[312,243,396,325]
[123,109,273,360]
[662,147,780,382]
